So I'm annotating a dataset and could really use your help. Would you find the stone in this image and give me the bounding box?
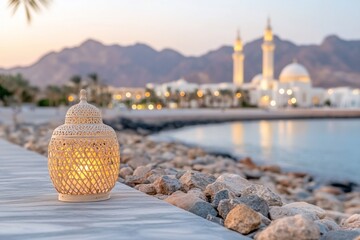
[127,156,150,169]
[119,167,133,179]
[133,165,151,178]
[179,170,216,191]
[153,175,181,195]
[321,230,360,240]
[315,219,340,232]
[206,214,224,226]
[124,175,146,187]
[285,202,326,219]
[224,204,261,235]
[342,214,360,229]
[260,165,281,174]
[212,189,232,208]
[242,184,283,206]
[135,184,156,195]
[204,181,230,199]
[269,204,320,221]
[215,173,251,195]
[188,201,218,219]
[187,188,207,201]
[315,192,344,211]
[237,195,269,217]
[218,199,240,219]
[256,215,320,240]
[325,210,351,224]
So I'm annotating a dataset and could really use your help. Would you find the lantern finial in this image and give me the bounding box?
[80,89,87,101]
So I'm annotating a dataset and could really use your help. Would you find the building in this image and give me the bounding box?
[240,18,326,108]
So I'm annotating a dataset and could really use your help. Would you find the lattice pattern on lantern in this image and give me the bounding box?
[48,89,120,202]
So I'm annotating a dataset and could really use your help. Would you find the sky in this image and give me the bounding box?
[1,0,360,68]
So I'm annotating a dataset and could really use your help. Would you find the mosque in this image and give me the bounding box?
[234,19,326,108]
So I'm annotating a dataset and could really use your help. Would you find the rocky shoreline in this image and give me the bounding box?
[1,122,360,239]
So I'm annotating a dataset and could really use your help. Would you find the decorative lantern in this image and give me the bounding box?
[48,89,120,202]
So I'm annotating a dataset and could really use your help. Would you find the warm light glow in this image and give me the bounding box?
[68,95,74,102]
[328,89,333,95]
[270,100,276,107]
[114,94,122,100]
[145,92,151,98]
[352,89,359,95]
[156,104,162,110]
[131,104,136,110]
[236,92,242,98]
[148,104,154,110]
[291,97,297,104]
[136,94,141,100]
[125,92,132,98]
[136,104,143,110]
[180,91,186,97]
[214,91,220,97]
[165,91,170,97]
[197,90,203,98]
[287,89,293,95]
[279,88,285,94]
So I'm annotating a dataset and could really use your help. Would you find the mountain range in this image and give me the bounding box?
[1,35,360,88]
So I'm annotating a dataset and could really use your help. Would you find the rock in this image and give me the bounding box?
[188,201,218,219]
[242,184,283,206]
[260,165,281,174]
[259,213,271,226]
[224,204,261,235]
[124,175,146,187]
[269,206,319,221]
[119,167,133,179]
[342,214,360,229]
[218,199,240,219]
[215,173,251,195]
[316,219,340,232]
[187,188,207,201]
[239,157,257,169]
[206,214,224,226]
[135,184,156,195]
[237,195,269,217]
[133,165,151,178]
[315,192,344,211]
[321,230,360,240]
[179,171,216,191]
[204,181,230,199]
[153,175,181,195]
[256,215,320,240]
[317,186,344,195]
[127,156,150,169]
[285,202,326,219]
[212,189,232,208]
[165,191,199,210]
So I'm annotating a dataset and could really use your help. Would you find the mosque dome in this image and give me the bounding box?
[279,60,311,83]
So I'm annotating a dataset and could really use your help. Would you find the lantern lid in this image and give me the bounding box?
[65,89,102,124]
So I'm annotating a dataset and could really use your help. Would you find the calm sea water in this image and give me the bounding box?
[151,119,360,183]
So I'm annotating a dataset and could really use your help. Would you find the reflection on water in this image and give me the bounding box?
[151,119,360,183]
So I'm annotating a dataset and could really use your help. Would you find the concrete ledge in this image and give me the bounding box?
[0,139,249,240]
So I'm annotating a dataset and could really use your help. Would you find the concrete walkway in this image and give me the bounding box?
[0,139,249,240]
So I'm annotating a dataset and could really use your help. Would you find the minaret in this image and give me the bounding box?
[232,29,245,87]
[261,18,275,90]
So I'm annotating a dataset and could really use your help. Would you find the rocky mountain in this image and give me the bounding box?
[1,35,360,88]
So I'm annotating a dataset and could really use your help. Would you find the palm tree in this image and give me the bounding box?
[88,73,99,105]
[8,0,50,23]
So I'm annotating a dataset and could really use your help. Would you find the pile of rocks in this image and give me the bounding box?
[1,123,360,239]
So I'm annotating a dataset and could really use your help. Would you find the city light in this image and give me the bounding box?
[214,91,220,97]
[145,92,151,98]
[156,104,162,110]
[131,104,136,110]
[180,91,186,97]
[291,97,297,104]
[148,104,154,110]
[114,94,122,100]
[136,94,141,100]
[125,92,131,98]
[67,95,74,102]
[287,89,293,95]
[279,88,285,94]
[165,91,170,97]
[328,89,334,95]
[352,89,359,95]
[197,90,203,98]
[236,93,242,98]
[270,100,276,106]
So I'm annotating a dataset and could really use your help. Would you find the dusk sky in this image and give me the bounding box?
[1,0,360,68]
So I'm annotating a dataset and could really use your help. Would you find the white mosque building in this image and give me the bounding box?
[146,19,360,109]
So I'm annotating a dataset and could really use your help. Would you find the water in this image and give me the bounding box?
[151,119,360,184]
